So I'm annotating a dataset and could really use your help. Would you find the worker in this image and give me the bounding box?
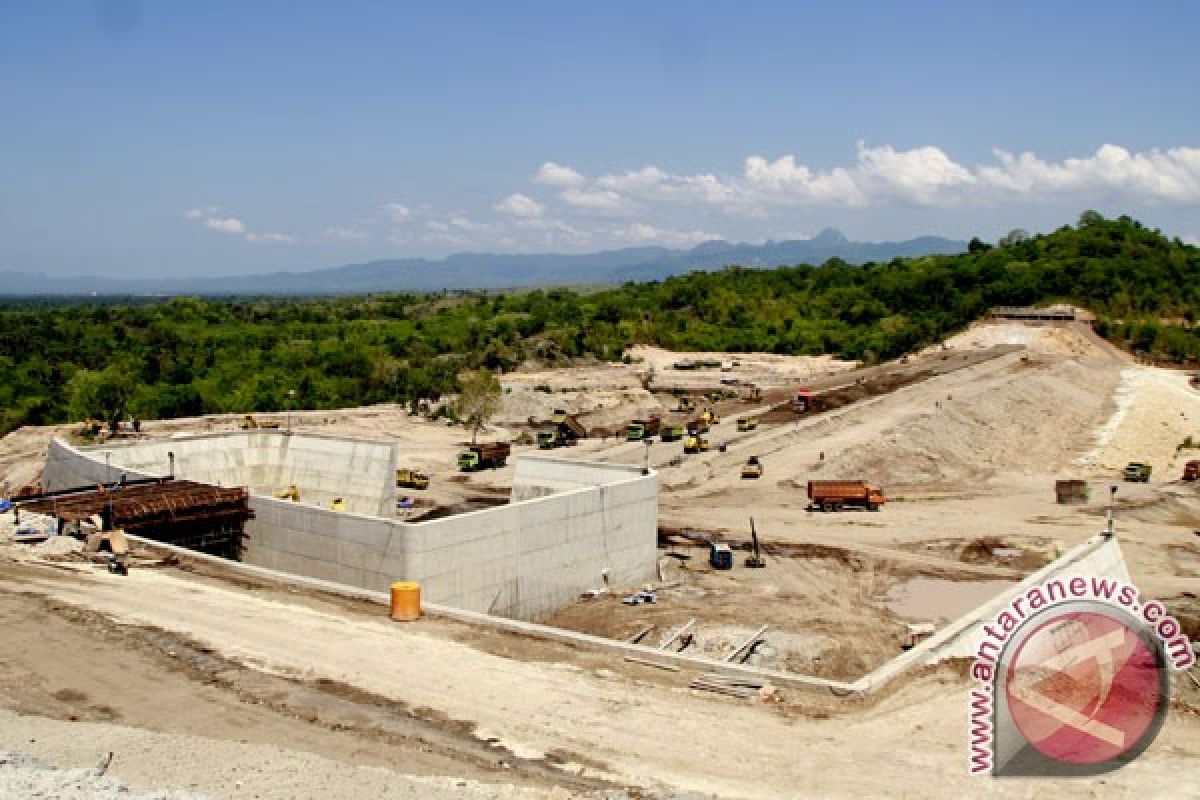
[330,497,345,511]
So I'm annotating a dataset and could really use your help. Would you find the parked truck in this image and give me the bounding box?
[807,480,885,511]
[396,468,430,490]
[458,442,511,471]
[684,435,710,454]
[626,416,662,441]
[737,416,759,432]
[793,388,815,413]
[660,423,686,442]
[1122,462,1152,483]
[741,456,763,479]
[1184,460,1200,481]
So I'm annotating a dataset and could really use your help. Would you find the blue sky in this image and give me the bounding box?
[3,0,1199,278]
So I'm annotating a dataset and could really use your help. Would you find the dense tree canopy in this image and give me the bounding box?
[2,213,1198,435]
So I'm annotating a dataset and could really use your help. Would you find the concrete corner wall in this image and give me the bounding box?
[411,460,658,619]
[49,432,396,517]
[43,440,657,621]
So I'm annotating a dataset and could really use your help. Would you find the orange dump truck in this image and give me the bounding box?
[807,480,885,512]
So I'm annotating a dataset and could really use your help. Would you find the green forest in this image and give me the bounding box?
[2,212,1199,436]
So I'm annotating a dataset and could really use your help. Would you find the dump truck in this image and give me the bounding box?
[701,408,720,427]
[1184,460,1200,481]
[793,388,815,413]
[458,442,511,471]
[737,416,759,432]
[676,395,696,413]
[684,435,710,454]
[240,414,280,429]
[539,410,585,448]
[626,416,662,441]
[741,456,763,479]
[687,417,710,435]
[807,480,885,511]
[396,468,430,490]
[1122,462,1152,482]
[661,423,686,442]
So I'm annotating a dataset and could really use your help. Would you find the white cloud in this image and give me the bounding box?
[561,186,627,211]
[494,193,545,218]
[185,207,293,244]
[245,232,295,244]
[534,161,585,188]
[204,216,247,235]
[534,143,1200,218]
[384,202,412,223]
[978,144,1200,202]
[320,225,368,242]
[614,223,720,248]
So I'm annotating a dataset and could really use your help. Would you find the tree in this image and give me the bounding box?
[997,228,1030,248]
[67,363,135,433]
[1078,209,1106,228]
[453,369,502,444]
[967,237,992,253]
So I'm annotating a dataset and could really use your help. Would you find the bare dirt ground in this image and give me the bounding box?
[1,556,1197,800]
[3,317,1200,797]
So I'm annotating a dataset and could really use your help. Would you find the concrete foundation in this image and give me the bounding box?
[44,435,658,620]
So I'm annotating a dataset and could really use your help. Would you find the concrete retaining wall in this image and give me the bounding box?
[48,431,396,516]
[855,533,1129,692]
[43,437,657,620]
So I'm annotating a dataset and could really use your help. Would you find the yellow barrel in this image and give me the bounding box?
[390,581,421,621]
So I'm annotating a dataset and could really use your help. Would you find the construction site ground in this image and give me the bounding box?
[2,316,1200,797]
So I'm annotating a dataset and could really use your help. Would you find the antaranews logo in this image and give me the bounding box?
[967,575,1195,777]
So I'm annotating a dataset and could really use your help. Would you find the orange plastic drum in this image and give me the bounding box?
[390,581,421,621]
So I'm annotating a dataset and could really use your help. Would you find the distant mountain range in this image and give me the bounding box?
[0,228,966,296]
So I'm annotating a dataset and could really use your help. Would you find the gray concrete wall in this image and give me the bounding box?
[51,432,396,516]
[44,437,657,621]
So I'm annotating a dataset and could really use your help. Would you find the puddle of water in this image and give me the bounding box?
[882,577,1015,623]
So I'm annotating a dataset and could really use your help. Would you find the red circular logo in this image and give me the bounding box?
[1005,610,1161,765]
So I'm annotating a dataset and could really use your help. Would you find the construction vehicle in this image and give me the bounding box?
[458,442,512,471]
[736,416,759,432]
[709,542,734,570]
[1123,462,1153,482]
[745,517,766,568]
[807,480,885,512]
[240,415,280,430]
[793,388,816,413]
[675,395,696,413]
[741,385,762,403]
[330,497,346,511]
[396,468,430,490]
[687,417,710,435]
[1184,460,1200,481]
[741,456,763,479]
[701,408,719,427]
[660,423,686,442]
[626,416,662,441]
[684,435,710,454]
[276,484,301,501]
[538,410,585,449]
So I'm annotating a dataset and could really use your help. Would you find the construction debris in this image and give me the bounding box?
[724,625,769,663]
[622,589,658,606]
[689,672,771,699]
